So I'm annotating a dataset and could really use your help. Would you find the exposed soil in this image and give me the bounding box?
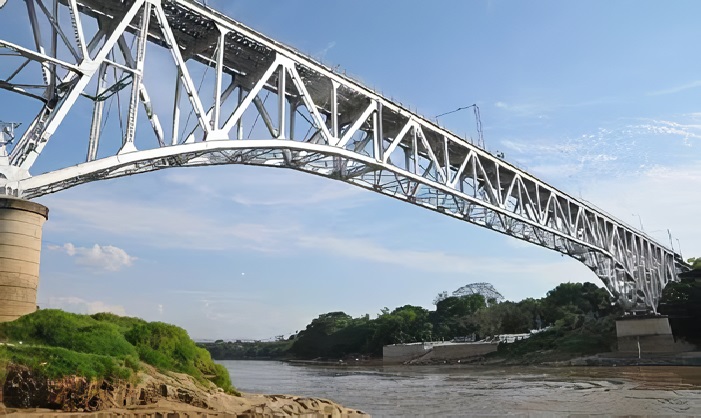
[0,363,369,417]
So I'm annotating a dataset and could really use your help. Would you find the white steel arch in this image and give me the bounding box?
[0,0,689,312]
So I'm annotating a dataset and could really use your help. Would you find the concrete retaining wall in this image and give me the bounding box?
[0,197,48,322]
[383,342,499,363]
[383,343,431,363]
[430,342,499,360]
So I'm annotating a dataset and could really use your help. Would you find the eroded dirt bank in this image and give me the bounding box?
[0,364,368,417]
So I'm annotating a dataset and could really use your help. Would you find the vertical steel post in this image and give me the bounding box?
[289,101,297,140]
[236,87,244,140]
[123,2,151,150]
[375,102,383,161]
[48,0,58,100]
[212,26,227,132]
[171,70,181,145]
[87,63,107,161]
[412,127,418,174]
[277,65,286,139]
[331,81,339,139]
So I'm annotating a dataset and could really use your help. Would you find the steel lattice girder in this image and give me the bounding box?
[0,0,690,312]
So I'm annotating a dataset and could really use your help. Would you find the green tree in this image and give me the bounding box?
[433,291,449,305]
[290,312,353,357]
[658,278,701,345]
[435,294,486,318]
[541,282,614,324]
[473,301,532,336]
[688,257,701,270]
[431,294,486,339]
[365,305,432,352]
[290,312,377,358]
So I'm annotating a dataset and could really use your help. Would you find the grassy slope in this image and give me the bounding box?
[0,310,236,394]
[488,315,618,363]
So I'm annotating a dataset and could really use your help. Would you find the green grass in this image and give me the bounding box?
[490,315,617,363]
[0,310,237,394]
[0,345,134,380]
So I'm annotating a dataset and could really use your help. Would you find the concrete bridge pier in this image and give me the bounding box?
[0,197,49,322]
[616,316,690,354]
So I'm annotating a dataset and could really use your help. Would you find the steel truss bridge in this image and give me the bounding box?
[0,0,689,312]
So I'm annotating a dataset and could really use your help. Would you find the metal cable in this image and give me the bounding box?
[247,91,270,139]
[179,42,218,141]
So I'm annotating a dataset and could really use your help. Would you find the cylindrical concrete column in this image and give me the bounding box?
[0,197,49,322]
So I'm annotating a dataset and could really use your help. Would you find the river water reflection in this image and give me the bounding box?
[220,360,701,417]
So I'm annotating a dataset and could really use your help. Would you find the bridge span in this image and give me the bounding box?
[0,0,690,315]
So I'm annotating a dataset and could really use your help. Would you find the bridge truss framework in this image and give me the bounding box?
[0,0,689,311]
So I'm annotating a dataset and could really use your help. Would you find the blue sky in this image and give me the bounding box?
[1,0,700,340]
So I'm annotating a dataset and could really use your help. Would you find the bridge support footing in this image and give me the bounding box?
[0,197,48,323]
[616,316,689,354]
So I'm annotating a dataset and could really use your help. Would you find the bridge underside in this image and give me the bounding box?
[0,0,689,312]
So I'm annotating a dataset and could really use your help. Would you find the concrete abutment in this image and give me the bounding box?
[616,316,694,354]
[0,197,48,323]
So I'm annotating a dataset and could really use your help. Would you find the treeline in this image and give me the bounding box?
[289,282,618,359]
[201,339,292,360]
[204,282,621,360]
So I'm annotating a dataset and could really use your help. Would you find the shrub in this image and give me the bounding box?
[0,310,234,392]
[0,310,138,358]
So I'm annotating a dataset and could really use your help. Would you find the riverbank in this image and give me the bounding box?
[1,362,368,417]
[0,310,368,417]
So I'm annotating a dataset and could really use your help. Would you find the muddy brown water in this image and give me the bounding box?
[221,360,701,417]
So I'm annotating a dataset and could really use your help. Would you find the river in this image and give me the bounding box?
[220,360,701,416]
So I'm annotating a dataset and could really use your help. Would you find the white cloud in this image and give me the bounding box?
[494,97,619,118]
[315,40,336,59]
[634,119,701,144]
[42,194,302,252]
[163,168,368,208]
[493,100,551,117]
[297,234,592,279]
[582,163,701,258]
[499,116,699,185]
[48,243,136,271]
[44,296,126,316]
[38,166,377,254]
[647,80,701,96]
[500,139,578,155]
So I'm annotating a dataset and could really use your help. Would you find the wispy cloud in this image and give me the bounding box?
[42,187,592,280]
[44,296,127,316]
[634,119,701,145]
[163,168,369,208]
[494,101,551,118]
[647,80,701,96]
[315,41,336,59]
[494,97,621,118]
[500,116,699,184]
[297,234,590,278]
[42,195,302,253]
[48,243,136,271]
[582,162,701,257]
[500,139,577,155]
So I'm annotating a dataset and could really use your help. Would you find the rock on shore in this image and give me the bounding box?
[1,363,368,417]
